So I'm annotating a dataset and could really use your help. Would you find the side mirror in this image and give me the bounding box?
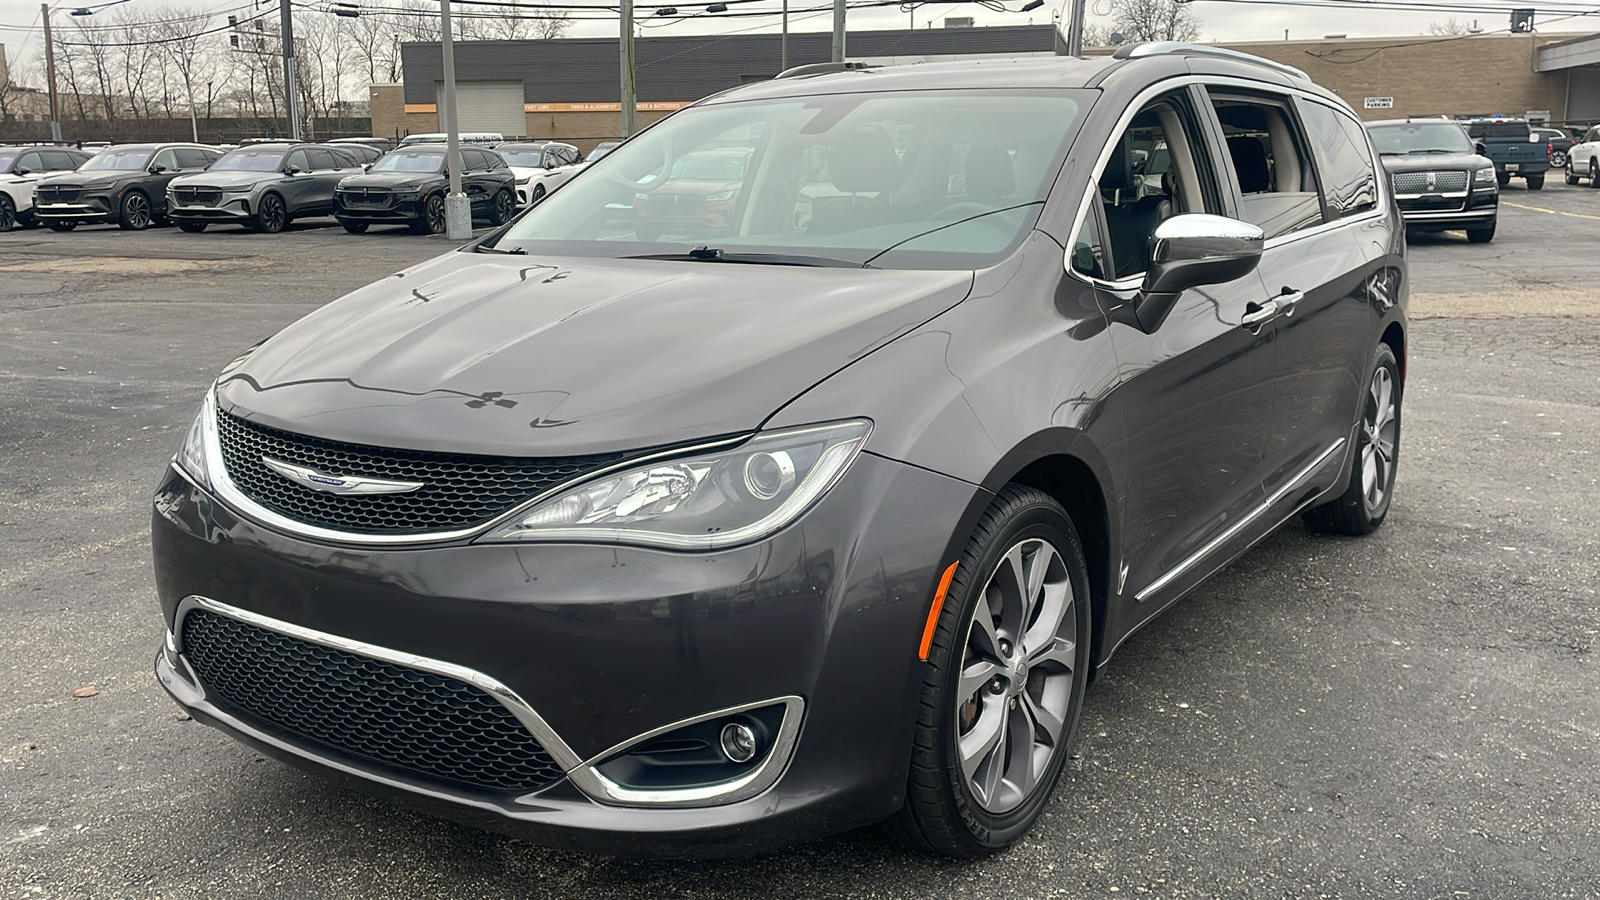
[14,167,30,176]
[363,163,372,172]
[285,166,303,175]
[150,165,168,174]
[1474,142,1487,156]
[1133,214,1264,333]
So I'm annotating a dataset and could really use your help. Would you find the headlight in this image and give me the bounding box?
[393,189,422,200]
[174,392,214,487]
[222,184,253,193]
[705,190,735,201]
[516,176,532,185]
[481,420,871,549]
[1474,167,1497,185]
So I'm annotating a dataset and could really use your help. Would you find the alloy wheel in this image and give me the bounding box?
[1361,366,1398,515]
[426,195,446,233]
[531,183,546,202]
[121,192,151,230]
[0,195,15,232]
[494,190,515,224]
[258,195,286,233]
[955,537,1078,814]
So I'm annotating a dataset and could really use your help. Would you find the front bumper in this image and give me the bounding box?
[168,198,254,221]
[335,198,424,223]
[33,199,112,222]
[150,453,979,855]
[1397,189,1497,229]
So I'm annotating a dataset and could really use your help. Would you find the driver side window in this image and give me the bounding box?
[151,149,178,172]
[1074,95,1214,282]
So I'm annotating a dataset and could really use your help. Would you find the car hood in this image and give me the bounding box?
[217,252,974,457]
[1380,152,1491,174]
[170,170,280,189]
[38,170,137,187]
[337,172,441,190]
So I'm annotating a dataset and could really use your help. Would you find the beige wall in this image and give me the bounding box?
[1220,34,1572,121]
[368,84,406,142]
[376,97,677,152]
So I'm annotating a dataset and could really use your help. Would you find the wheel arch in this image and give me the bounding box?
[1381,320,1406,383]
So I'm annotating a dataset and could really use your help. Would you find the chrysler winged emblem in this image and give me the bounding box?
[261,457,424,495]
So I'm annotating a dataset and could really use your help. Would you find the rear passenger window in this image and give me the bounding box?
[1209,94,1323,239]
[1298,101,1378,218]
[42,150,78,171]
[307,149,337,169]
[175,148,211,169]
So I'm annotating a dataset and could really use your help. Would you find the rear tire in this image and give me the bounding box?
[1466,220,1496,243]
[1496,172,1510,188]
[1303,344,1401,536]
[1525,174,1544,190]
[888,485,1092,858]
[177,221,206,233]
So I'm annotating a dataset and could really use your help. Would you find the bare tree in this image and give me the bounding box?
[1111,0,1201,43]
[149,5,217,138]
[1426,18,1471,36]
[1079,23,1118,48]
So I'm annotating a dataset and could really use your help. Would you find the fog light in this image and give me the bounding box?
[719,721,759,763]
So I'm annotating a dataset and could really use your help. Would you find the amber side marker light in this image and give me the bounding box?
[918,562,960,661]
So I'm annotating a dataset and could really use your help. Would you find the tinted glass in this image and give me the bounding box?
[371,151,446,173]
[1366,122,1473,156]
[15,152,43,173]
[42,151,79,170]
[1299,102,1377,217]
[285,149,311,171]
[212,149,288,172]
[307,148,336,169]
[81,148,154,170]
[1467,122,1531,140]
[493,89,1089,270]
[175,148,210,169]
[1211,95,1324,239]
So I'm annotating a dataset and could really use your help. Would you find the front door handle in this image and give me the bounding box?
[1275,289,1305,317]
[1241,299,1279,328]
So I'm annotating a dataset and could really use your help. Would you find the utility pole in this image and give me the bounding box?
[440,0,470,239]
[1065,0,1087,55]
[780,0,788,71]
[619,0,636,138]
[279,0,301,139]
[41,4,63,143]
[831,0,845,62]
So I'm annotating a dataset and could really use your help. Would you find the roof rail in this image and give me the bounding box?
[1111,42,1309,81]
[775,61,878,79]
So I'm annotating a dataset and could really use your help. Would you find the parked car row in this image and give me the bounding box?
[0,135,601,236]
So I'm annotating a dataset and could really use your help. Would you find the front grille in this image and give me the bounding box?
[181,609,565,794]
[340,188,392,209]
[648,193,705,216]
[216,409,623,534]
[174,186,223,207]
[37,185,84,203]
[1392,170,1469,194]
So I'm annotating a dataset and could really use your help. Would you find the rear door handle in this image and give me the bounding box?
[1241,299,1279,328]
[1275,289,1305,317]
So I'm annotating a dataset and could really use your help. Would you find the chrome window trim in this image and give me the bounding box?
[1135,437,1346,601]
[1062,73,1386,284]
[172,595,587,772]
[198,388,748,546]
[560,695,806,808]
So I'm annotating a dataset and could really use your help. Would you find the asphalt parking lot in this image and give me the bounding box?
[2,183,1598,899]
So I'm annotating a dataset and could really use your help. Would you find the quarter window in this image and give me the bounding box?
[1298,101,1378,218]
[1209,94,1323,239]
[1069,205,1108,281]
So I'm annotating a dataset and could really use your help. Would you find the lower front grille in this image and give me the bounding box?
[181,608,566,794]
[37,186,85,203]
[340,189,392,209]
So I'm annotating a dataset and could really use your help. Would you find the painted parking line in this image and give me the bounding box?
[1500,200,1600,221]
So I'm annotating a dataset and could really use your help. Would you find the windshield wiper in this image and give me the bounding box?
[625,246,866,268]
[860,201,1043,267]
[1407,149,1458,155]
[472,243,526,254]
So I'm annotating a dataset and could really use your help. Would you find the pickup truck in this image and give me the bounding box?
[1464,119,1550,189]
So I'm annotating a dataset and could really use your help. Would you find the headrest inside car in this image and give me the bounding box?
[829,126,900,194]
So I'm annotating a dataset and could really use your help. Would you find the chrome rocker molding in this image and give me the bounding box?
[1135,437,1347,601]
[170,595,805,809]
[566,696,806,808]
[195,388,748,547]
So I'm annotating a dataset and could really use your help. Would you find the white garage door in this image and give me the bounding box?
[447,81,526,138]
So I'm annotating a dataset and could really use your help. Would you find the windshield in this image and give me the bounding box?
[497,148,547,167]
[1368,123,1474,156]
[589,142,619,161]
[0,152,16,170]
[211,149,287,172]
[400,135,444,146]
[81,148,154,171]
[371,151,445,174]
[492,89,1088,269]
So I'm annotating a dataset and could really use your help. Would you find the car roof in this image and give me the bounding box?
[1364,118,1467,127]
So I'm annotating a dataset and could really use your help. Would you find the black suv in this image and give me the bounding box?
[32,143,223,230]
[154,44,1406,858]
[1366,117,1498,242]
[166,143,365,233]
[332,145,517,234]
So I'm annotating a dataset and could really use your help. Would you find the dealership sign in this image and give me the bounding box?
[1364,97,1395,109]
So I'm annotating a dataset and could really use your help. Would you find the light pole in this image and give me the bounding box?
[781,0,788,71]
[40,3,63,142]
[1065,0,1087,54]
[831,0,845,62]
[440,0,470,238]
[619,0,636,138]
[279,0,301,139]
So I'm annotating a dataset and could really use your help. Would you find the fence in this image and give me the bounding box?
[0,117,373,145]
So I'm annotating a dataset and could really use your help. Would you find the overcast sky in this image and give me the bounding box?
[3,0,1597,77]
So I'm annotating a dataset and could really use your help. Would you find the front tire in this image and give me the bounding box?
[0,194,16,232]
[1590,160,1599,188]
[889,485,1092,858]
[341,220,369,234]
[409,194,445,234]
[177,221,206,233]
[1304,344,1401,535]
[47,221,77,232]
[1466,219,1496,243]
[253,193,288,233]
[489,188,515,225]
[1567,162,1580,185]
[118,191,153,230]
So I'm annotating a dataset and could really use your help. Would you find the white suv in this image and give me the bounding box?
[1565,125,1600,187]
[0,146,94,231]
